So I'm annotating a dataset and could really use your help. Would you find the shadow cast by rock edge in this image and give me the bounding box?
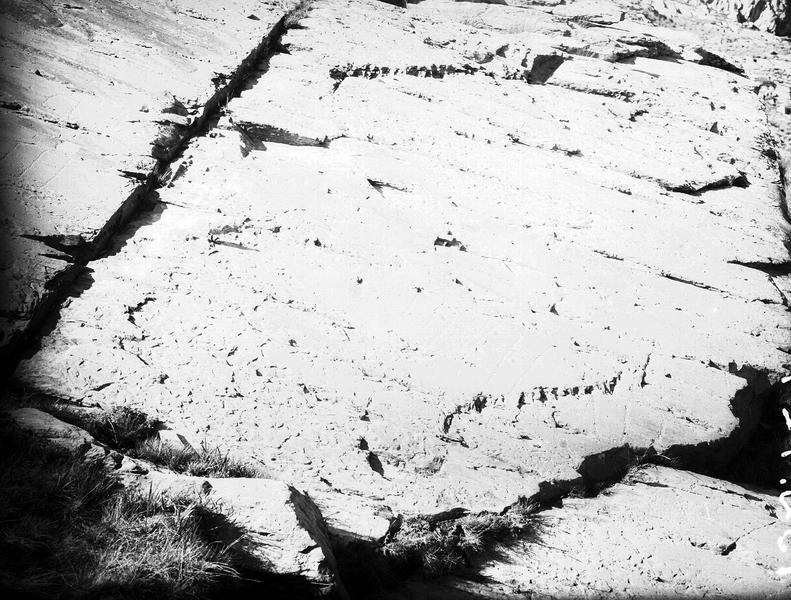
[0,3,312,388]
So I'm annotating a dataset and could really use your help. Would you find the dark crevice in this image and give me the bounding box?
[367,179,409,194]
[660,272,725,293]
[20,233,90,262]
[331,497,544,599]
[328,55,569,88]
[526,54,567,84]
[664,172,750,195]
[693,48,745,76]
[0,4,312,384]
[367,451,385,477]
[550,80,636,101]
[329,62,480,85]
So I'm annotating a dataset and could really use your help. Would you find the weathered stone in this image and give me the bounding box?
[4,0,791,597]
[552,0,625,23]
[158,429,198,455]
[7,407,97,454]
[469,466,789,597]
[122,470,348,598]
[117,455,149,474]
[708,0,790,35]
[0,0,301,370]
[16,0,789,524]
[310,489,393,542]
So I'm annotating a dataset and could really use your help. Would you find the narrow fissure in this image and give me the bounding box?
[328,365,790,598]
[0,3,310,383]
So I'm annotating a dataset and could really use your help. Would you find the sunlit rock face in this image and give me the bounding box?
[2,0,790,597]
[712,0,789,35]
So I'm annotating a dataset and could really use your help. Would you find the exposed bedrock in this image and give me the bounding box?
[0,0,303,374]
[3,0,791,597]
[703,0,789,36]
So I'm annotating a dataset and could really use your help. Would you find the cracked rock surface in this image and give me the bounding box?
[0,0,300,364]
[504,466,785,597]
[404,465,787,598]
[4,0,791,596]
[7,406,347,596]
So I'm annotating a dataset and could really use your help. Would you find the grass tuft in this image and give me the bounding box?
[134,438,265,478]
[0,417,239,599]
[42,403,263,479]
[383,499,542,577]
[46,404,161,453]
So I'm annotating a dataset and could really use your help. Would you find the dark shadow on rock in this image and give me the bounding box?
[239,18,293,94]
[377,0,408,8]
[568,364,787,496]
[527,54,567,84]
[15,267,95,364]
[99,194,167,260]
[330,512,548,600]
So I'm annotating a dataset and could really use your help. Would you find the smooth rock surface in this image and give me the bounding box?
[7,406,98,453]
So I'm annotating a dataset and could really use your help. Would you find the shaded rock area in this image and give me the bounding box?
[2,0,791,597]
[7,405,348,598]
[402,466,786,598]
[124,472,347,598]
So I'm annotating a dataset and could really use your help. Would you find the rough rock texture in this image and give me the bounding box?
[123,470,347,598]
[0,0,299,368]
[6,406,347,597]
[504,466,786,598]
[643,0,791,153]
[17,0,790,513]
[705,0,790,35]
[405,466,787,598]
[4,0,791,597]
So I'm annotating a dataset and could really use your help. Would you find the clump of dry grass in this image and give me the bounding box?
[383,500,543,577]
[46,404,161,453]
[0,419,239,599]
[134,438,264,479]
[85,491,237,597]
[44,404,263,478]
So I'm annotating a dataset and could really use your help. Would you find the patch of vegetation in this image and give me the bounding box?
[383,499,543,577]
[0,418,239,599]
[283,0,314,29]
[134,438,264,479]
[44,404,263,478]
[333,499,546,597]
